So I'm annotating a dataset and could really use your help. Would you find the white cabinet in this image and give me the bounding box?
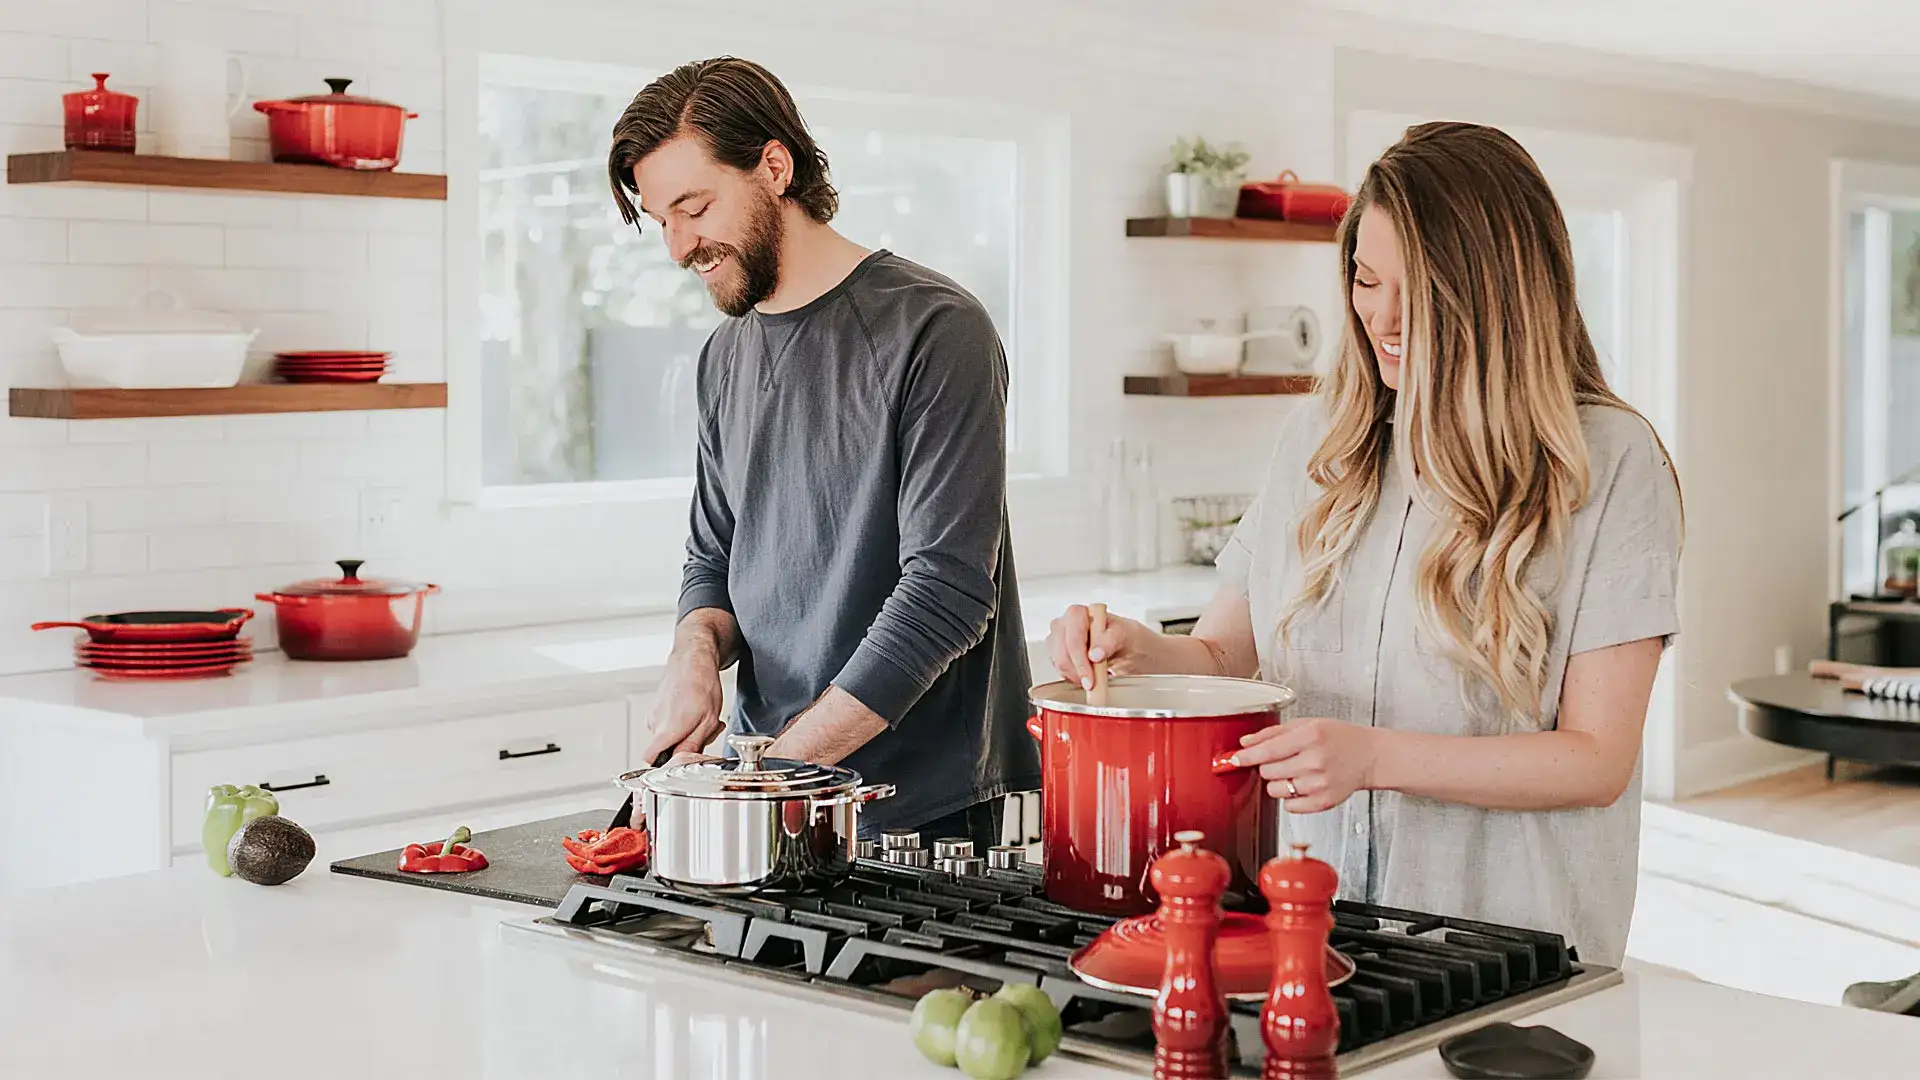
[168,701,627,855]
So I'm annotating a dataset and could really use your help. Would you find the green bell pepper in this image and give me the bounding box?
[203,784,279,876]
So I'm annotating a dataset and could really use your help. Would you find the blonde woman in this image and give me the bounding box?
[1048,122,1682,966]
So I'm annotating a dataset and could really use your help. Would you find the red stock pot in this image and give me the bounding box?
[255,560,438,661]
[1027,675,1295,915]
[253,78,416,170]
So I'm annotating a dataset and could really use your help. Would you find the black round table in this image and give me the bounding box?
[1730,673,1920,778]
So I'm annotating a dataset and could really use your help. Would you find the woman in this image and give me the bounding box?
[1049,122,1682,966]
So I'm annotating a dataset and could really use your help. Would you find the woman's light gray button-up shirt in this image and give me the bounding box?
[1218,402,1682,966]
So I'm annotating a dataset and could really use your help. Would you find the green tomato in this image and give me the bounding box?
[955,998,1032,1080]
[992,983,1062,1064]
[910,988,974,1067]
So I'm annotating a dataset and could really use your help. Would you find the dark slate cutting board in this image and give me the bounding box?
[329,809,621,908]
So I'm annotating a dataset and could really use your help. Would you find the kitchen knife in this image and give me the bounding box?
[609,746,674,831]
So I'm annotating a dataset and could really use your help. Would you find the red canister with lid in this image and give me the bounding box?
[63,74,138,153]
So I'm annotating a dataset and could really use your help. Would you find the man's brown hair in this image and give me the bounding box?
[608,57,838,229]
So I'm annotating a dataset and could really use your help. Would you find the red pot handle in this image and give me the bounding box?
[1210,751,1247,775]
[256,592,310,607]
[1025,714,1043,740]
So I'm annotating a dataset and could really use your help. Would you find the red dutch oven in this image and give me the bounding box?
[1027,674,1295,915]
[256,560,438,661]
[253,78,416,170]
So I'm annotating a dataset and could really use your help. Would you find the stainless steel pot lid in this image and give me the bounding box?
[1029,673,1295,719]
[621,733,862,800]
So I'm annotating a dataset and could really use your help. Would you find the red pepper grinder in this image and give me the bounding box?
[1259,842,1340,1080]
[1149,829,1232,1079]
[63,73,138,153]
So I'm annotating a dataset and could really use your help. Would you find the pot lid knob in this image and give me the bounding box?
[324,77,353,94]
[335,558,364,582]
[728,733,774,771]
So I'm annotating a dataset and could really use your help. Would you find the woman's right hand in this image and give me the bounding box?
[1047,604,1157,690]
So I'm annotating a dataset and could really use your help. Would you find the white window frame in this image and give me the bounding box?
[1827,160,1920,599]
[444,52,1069,511]
[1345,110,1690,800]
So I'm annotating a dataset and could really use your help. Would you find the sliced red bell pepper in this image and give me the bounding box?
[399,825,488,873]
[561,826,648,875]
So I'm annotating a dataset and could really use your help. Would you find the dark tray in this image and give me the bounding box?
[329,809,621,908]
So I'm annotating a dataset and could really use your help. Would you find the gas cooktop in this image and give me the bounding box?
[504,856,1620,1077]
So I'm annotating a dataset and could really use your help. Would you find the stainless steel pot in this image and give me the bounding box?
[613,733,894,895]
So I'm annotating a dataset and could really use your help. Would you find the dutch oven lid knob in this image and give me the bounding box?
[728,733,774,771]
[324,77,352,95]
[335,558,365,583]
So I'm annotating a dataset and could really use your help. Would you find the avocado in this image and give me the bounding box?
[226,815,316,886]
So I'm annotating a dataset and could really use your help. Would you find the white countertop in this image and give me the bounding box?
[1,862,1915,1079]
[0,566,1222,742]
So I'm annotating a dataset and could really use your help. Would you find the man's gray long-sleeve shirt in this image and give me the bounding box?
[677,250,1039,831]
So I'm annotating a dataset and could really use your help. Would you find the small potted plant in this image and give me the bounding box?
[1165,136,1251,218]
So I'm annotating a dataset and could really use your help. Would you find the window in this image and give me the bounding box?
[473,56,1063,496]
[1837,188,1920,596]
[1564,207,1627,387]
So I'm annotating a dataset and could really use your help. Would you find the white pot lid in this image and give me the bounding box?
[69,289,246,336]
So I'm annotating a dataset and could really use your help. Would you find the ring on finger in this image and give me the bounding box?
[1283,778,1300,799]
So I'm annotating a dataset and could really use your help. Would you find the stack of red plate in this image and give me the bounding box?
[32,609,256,680]
[274,350,390,384]
[77,638,254,679]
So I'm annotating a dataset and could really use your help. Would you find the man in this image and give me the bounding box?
[607,57,1037,848]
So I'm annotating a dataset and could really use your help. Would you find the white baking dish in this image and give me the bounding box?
[49,290,257,390]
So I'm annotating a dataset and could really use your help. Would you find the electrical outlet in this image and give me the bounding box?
[47,498,86,575]
[360,489,410,555]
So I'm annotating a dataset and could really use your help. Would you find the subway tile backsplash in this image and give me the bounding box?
[0,0,449,675]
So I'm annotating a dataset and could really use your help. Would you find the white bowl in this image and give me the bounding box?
[1166,333,1246,375]
[50,327,257,389]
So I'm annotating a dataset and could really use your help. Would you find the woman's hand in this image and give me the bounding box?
[1231,718,1382,813]
[1046,605,1158,689]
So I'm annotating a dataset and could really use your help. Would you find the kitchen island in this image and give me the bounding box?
[2,862,1915,1079]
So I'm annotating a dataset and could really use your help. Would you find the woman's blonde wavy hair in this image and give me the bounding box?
[1277,121,1679,728]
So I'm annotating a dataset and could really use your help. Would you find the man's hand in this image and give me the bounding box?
[641,610,734,765]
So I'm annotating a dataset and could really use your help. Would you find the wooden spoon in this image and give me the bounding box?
[1088,602,1110,706]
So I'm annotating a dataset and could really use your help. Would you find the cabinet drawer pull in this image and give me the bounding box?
[498,742,562,761]
[259,774,330,793]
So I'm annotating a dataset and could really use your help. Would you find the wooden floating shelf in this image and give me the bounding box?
[6,150,447,201]
[10,383,449,420]
[1124,374,1317,397]
[1125,216,1338,243]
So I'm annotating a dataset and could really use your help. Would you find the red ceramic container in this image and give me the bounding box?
[1026,674,1295,915]
[255,559,438,661]
[63,73,137,153]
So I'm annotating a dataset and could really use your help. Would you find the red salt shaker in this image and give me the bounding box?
[63,73,138,153]
[1150,829,1232,1079]
[1259,842,1340,1079]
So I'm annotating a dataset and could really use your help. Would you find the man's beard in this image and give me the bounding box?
[681,188,783,318]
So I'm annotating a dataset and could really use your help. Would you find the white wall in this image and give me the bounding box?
[3,0,1919,801]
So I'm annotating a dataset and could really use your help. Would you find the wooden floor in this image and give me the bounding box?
[1673,762,1920,870]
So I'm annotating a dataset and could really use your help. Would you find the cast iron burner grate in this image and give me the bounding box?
[533,860,1617,1076]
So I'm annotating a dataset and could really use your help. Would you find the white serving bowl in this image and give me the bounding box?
[50,290,256,389]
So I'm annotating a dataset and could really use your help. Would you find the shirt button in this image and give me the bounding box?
[1353,819,1367,837]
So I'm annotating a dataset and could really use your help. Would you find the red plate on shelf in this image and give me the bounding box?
[279,371,386,384]
[275,350,391,361]
[1068,911,1356,1000]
